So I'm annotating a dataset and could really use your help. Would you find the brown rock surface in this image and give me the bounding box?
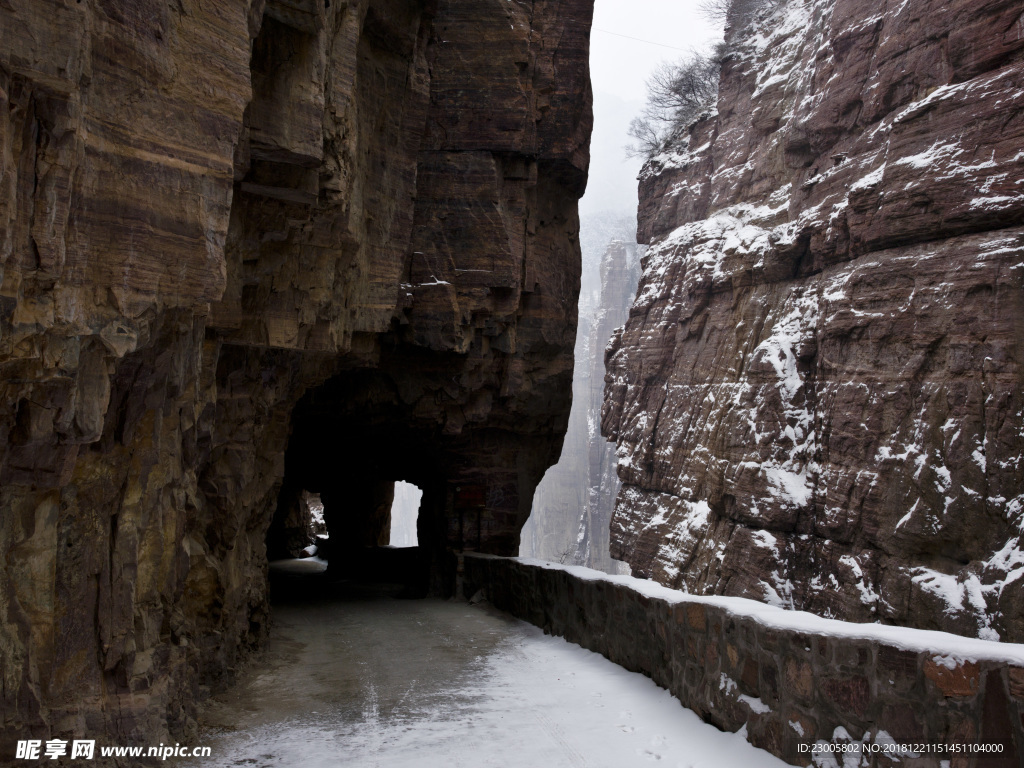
[1,0,591,751]
[603,0,1024,641]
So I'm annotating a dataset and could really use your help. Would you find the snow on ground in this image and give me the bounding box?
[267,556,328,575]
[193,590,788,768]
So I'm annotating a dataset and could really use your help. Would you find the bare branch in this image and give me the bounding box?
[700,0,781,29]
[626,51,721,160]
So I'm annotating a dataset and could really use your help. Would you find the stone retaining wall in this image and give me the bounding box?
[462,555,1024,766]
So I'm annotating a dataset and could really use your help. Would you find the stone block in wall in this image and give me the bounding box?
[832,639,872,671]
[784,656,814,703]
[924,657,982,698]
[740,657,760,696]
[759,655,781,708]
[821,674,871,720]
[980,671,1018,765]
[748,717,785,760]
[880,702,927,744]
[685,602,706,632]
[877,645,921,695]
[1009,667,1024,707]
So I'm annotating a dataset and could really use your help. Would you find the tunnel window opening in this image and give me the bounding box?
[266,489,329,582]
[266,488,328,562]
[304,491,328,556]
[389,481,421,548]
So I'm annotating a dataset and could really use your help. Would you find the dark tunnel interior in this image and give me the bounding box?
[264,349,563,597]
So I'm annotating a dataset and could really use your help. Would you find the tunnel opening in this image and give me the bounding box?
[267,367,443,599]
[263,341,562,601]
[266,489,328,561]
[389,481,421,548]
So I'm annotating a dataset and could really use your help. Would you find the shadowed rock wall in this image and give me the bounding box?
[0,0,591,752]
[603,0,1024,641]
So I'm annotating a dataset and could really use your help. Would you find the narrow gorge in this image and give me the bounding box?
[521,215,640,572]
[2,0,1023,763]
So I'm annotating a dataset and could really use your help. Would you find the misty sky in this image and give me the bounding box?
[580,0,722,218]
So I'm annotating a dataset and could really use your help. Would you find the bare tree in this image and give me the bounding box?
[557,544,579,565]
[699,0,781,29]
[697,0,730,23]
[626,114,664,160]
[626,51,721,159]
[627,0,787,159]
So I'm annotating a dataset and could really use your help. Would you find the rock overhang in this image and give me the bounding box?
[0,0,594,745]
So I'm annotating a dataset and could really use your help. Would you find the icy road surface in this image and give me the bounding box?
[194,577,786,767]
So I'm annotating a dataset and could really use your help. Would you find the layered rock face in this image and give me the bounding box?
[1,0,591,750]
[523,217,639,572]
[603,0,1024,641]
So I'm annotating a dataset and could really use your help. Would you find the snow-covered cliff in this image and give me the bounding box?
[603,0,1024,641]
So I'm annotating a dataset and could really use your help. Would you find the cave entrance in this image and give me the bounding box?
[268,358,556,599]
[265,369,441,596]
[389,481,421,548]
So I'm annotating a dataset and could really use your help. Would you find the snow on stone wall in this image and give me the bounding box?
[464,554,1024,765]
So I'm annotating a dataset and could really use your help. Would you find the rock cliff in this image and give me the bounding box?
[603,0,1024,641]
[523,215,639,572]
[1,0,591,750]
